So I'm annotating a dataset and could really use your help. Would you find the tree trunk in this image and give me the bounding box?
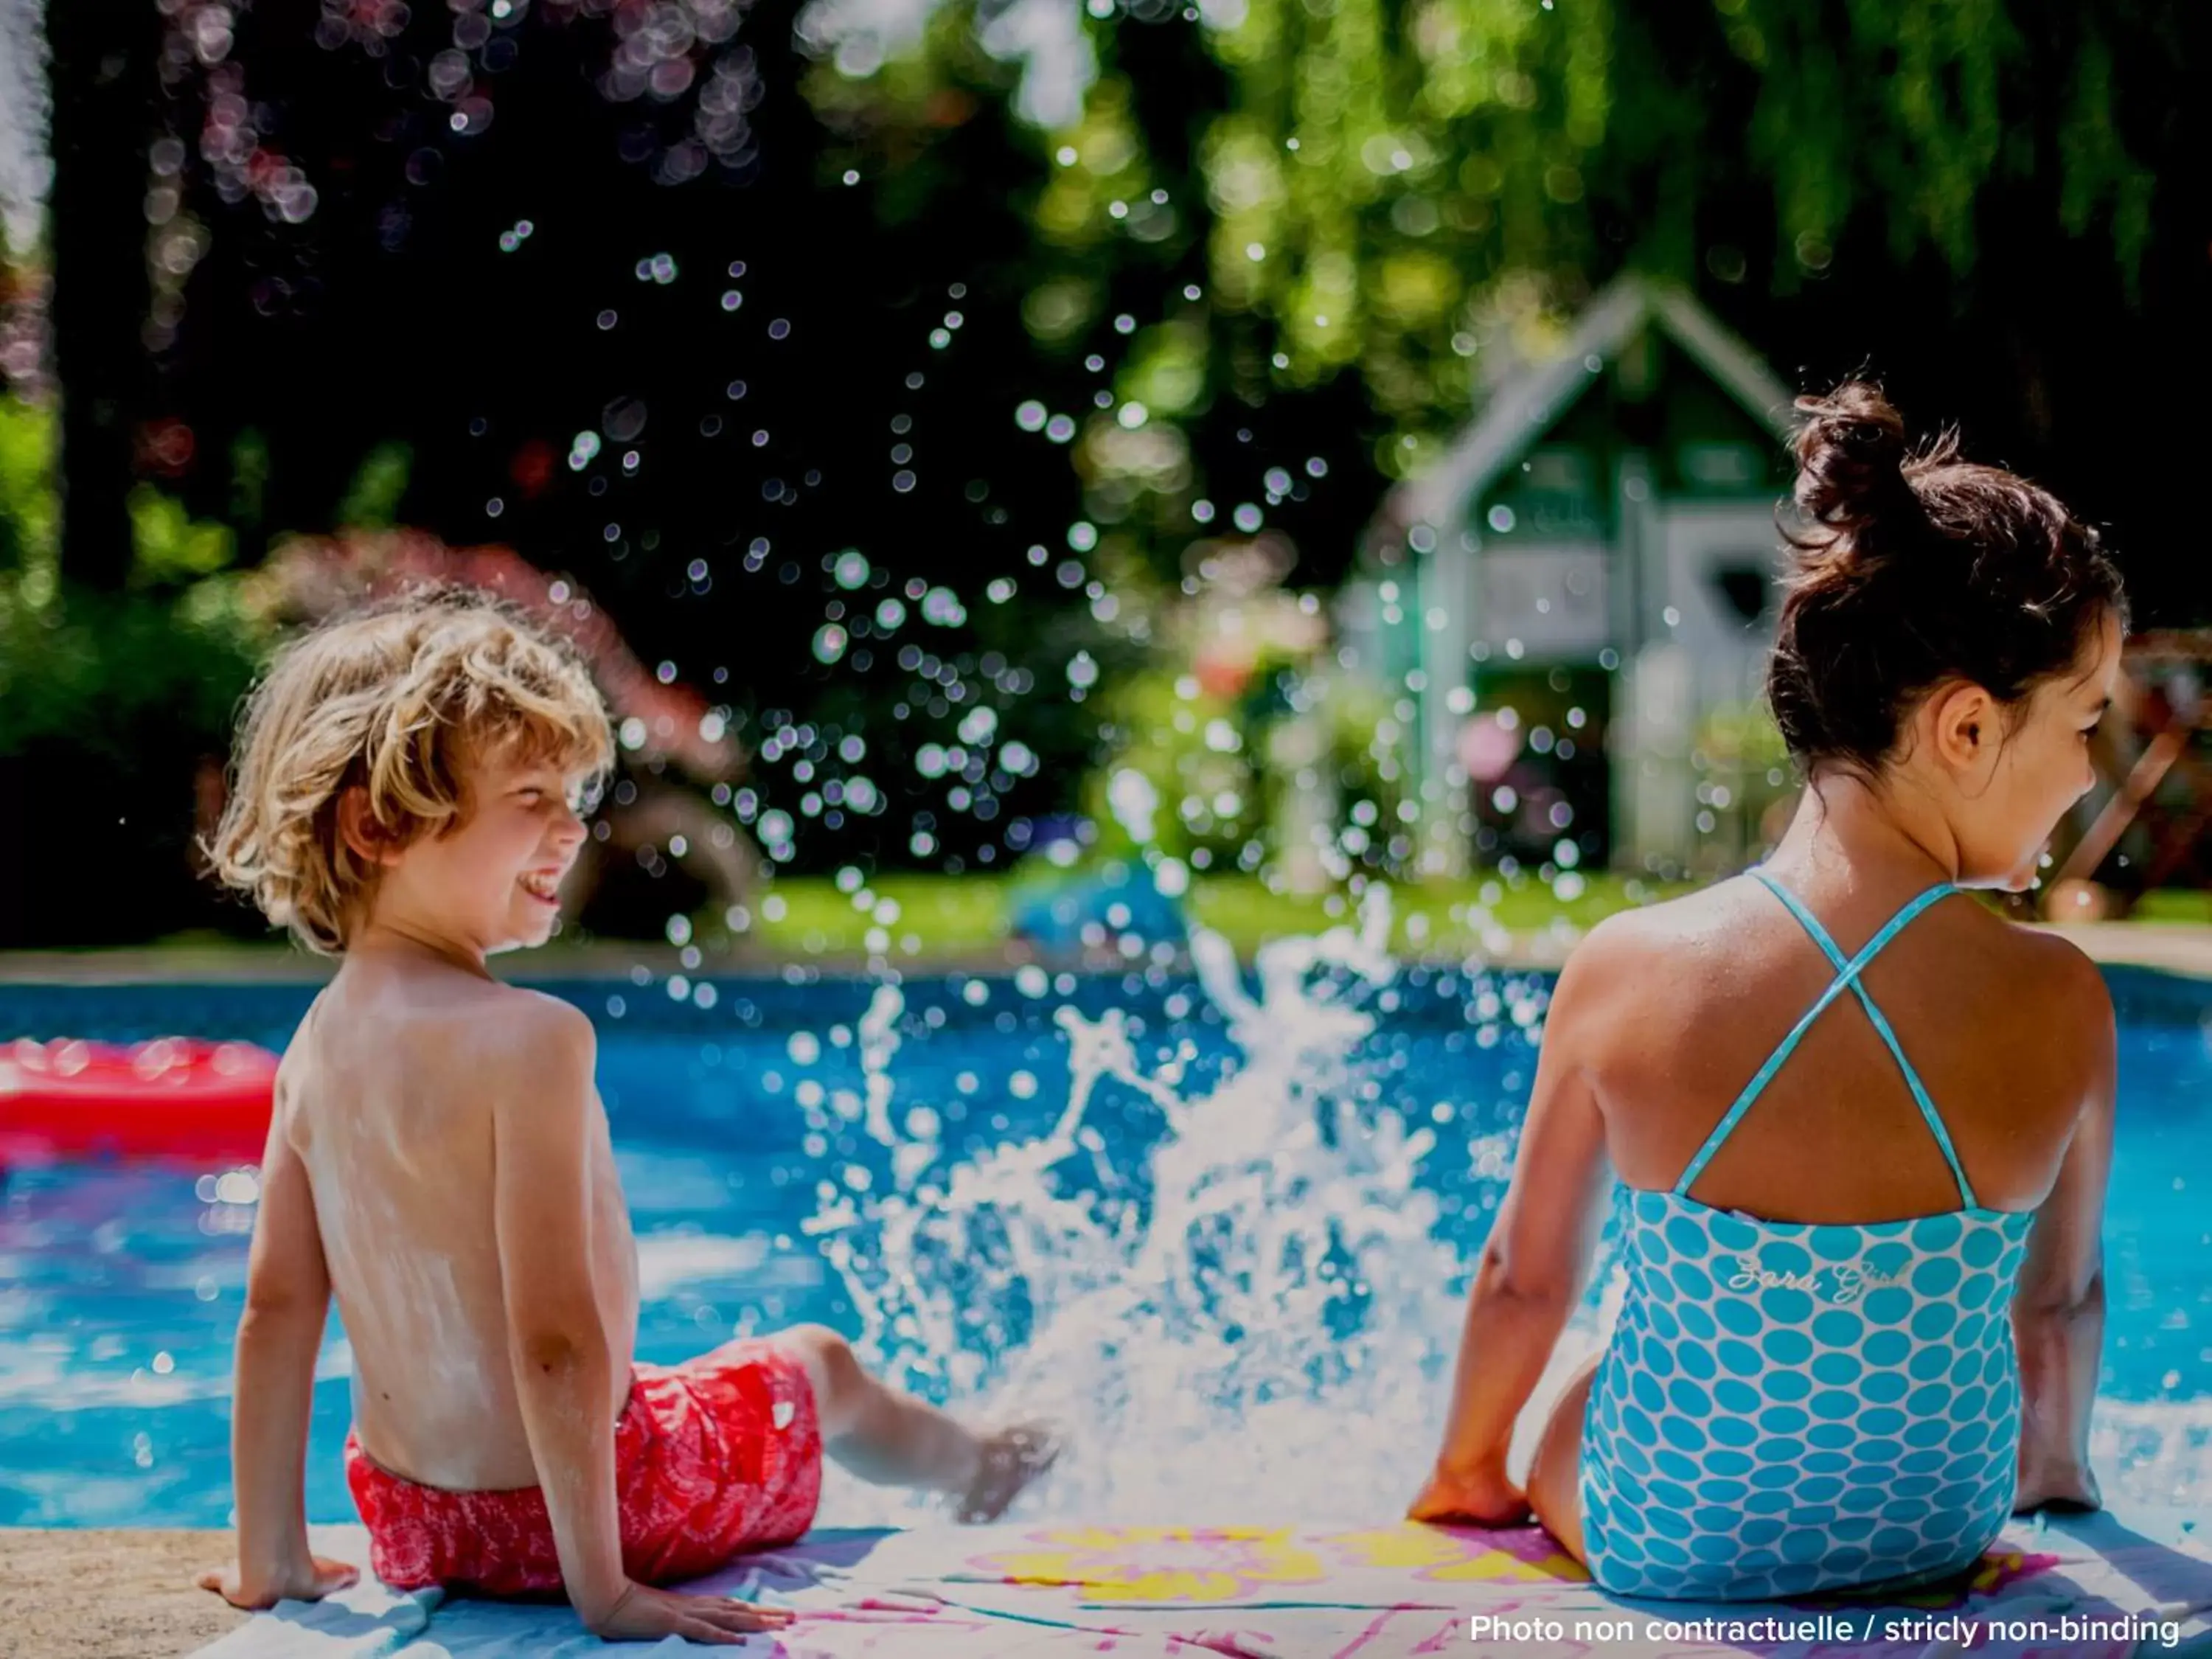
[45,0,156,591]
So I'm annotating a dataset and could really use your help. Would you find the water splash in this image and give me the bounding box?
[805,886,1618,1523]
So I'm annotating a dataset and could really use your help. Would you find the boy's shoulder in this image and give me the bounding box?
[425,985,599,1124]
[313,974,597,1085]
[470,984,598,1071]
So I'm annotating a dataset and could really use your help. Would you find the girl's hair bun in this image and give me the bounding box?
[1792,381,1914,532]
[1765,378,2127,775]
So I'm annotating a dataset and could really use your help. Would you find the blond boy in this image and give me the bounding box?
[197,590,1049,1645]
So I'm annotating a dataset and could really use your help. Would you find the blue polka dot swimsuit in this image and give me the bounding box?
[1578,869,2034,1602]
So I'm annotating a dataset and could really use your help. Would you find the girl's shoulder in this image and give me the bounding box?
[1562,874,2110,1030]
[1566,876,1761,963]
[1996,918,2116,1043]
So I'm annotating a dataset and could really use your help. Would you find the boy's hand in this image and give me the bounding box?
[583,1581,795,1645]
[195,1554,360,1610]
[1407,1461,1531,1528]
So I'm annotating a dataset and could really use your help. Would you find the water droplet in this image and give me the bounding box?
[215,1170,260,1206]
[603,398,648,442]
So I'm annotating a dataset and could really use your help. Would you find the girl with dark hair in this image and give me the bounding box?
[1410,382,2126,1600]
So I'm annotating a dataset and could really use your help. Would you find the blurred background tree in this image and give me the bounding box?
[0,0,2202,943]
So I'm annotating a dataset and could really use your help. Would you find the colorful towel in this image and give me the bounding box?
[192,1505,2212,1657]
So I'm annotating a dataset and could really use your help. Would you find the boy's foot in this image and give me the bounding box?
[955,1423,1061,1523]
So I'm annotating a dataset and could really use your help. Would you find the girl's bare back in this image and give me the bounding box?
[1579,870,2105,1223]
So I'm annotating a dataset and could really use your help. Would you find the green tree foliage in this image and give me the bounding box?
[806,0,2164,479]
[0,393,265,944]
[0,393,55,570]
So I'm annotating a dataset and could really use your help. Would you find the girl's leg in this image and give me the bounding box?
[769,1325,1056,1521]
[1525,1354,1599,1565]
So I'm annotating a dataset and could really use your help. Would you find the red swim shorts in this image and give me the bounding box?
[344,1338,823,1596]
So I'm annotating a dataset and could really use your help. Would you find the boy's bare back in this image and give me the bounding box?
[282,959,638,1489]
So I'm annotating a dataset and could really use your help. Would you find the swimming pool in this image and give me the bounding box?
[1,956,2206,1528]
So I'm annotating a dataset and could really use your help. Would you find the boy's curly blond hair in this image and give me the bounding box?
[206,586,615,955]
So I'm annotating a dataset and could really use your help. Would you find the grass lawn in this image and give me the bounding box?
[737,868,1699,959]
[2129,888,2212,925]
[84,874,2212,969]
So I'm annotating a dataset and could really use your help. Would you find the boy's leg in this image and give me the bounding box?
[773,1324,979,1488]
[768,1325,1056,1522]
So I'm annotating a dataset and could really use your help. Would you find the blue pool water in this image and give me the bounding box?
[0,961,2207,1527]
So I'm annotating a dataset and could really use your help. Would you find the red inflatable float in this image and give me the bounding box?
[0,1037,278,1164]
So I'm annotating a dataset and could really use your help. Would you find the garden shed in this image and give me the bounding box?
[1347,275,1801,877]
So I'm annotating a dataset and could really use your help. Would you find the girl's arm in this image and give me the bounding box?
[1411,927,1619,1523]
[198,1079,358,1608]
[2011,963,2115,1512]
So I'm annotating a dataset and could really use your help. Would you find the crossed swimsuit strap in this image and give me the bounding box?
[1672,868,1978,1209]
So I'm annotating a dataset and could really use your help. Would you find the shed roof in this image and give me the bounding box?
[1385,276,1797,533]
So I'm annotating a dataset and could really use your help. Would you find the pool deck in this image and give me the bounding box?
[0,1528,251,1657]
[4,917,2211,984]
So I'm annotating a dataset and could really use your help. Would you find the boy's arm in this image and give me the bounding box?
[492,1002,628,1624]
[2011,959,2114,1512]
[1411,923,1618,1522]
[201,1074,358,1607]
[494,1000,796,1646]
